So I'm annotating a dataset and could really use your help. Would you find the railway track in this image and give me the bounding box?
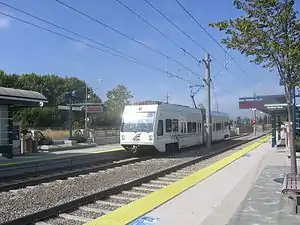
[0,157,153,192]
[0,135,246,192]
[0,133,268,225]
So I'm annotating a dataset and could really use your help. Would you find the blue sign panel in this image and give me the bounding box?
[129,216,159,225]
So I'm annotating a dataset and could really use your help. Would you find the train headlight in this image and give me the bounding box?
[149,135,153,141]
[121,135,125,140]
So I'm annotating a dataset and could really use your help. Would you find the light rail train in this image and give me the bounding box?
[120,101,230,153]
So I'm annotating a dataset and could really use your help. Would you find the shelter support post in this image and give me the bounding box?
[272,112,276,147]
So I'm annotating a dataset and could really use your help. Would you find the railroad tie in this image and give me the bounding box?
[59,213,92,223]
[79,206,111,214]
[95,200,124,207]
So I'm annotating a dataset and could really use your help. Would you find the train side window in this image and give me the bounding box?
[192,122,196,133]
[199,122,202,132]
[157,120,163,136]
[187,122,192,133]
[184,122,187,133]
[216,123,222,131]
[181,121,184,133]
[166,119,172,132]
[172,119,179,132]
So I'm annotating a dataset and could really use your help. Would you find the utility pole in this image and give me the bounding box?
[253,92,257,136]
[68,92,73,140]
[203,54,212,149]
[84,82,88,138]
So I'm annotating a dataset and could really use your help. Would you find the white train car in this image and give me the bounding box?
[211,111,231,142]
[120,101,230,153]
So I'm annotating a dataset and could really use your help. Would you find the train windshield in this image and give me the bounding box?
[121,112,155,133]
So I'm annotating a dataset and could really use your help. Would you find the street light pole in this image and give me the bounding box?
[84,82,88,137]
[84,78,103,138]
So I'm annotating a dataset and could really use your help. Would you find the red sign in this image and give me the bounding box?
[239,101,264,109]
[87,106,103,114]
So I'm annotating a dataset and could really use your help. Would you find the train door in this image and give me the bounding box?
[155,119,166,152]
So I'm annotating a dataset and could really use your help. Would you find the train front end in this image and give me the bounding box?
[120,104,158,154]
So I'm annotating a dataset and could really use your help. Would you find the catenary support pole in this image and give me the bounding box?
[69,94,73,140]
[85,82,88,138]
[203,54,212,149]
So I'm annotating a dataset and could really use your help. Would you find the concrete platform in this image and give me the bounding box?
[133,141,300,225]
[0,143,123,167]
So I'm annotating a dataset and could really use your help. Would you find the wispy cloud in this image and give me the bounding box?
[0,16,10,29]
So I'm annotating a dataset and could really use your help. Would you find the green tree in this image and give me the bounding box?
[105,84,133,124]
[0,71,102,129]
[209,0,300,173]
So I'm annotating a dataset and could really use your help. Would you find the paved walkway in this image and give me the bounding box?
[141,141,300,225]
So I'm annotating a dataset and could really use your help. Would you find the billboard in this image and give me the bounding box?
[239,100,265,109]
[239,95,286,110]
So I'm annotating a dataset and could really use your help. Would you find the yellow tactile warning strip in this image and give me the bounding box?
[85,135,270,225]
[0,147,124,167]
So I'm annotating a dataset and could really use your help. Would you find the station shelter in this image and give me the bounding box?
[238,94,300,147]
[0,87,48,158]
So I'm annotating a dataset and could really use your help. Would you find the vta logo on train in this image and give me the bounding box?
[129,216,160,225]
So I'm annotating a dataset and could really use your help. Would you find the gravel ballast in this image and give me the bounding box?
[0,137,255,223]
[0,157,192,222]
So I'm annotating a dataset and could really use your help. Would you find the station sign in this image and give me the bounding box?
[239,100,264,109]
[58,105,82,111]
[239,95,287,110]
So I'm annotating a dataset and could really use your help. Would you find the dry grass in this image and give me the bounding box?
[42,129,69,140]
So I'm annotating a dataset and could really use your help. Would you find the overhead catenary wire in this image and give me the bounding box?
[114,0,201,65]
[141,0,224,68]
[175,0,261,83]
[0,1,136,61]
[0,11,191,83]
[54,0,203,79]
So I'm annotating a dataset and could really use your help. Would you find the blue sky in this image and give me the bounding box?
[0,0,298,119]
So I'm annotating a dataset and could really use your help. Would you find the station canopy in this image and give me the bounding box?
[238,94,290,114]
[0,87,48,106]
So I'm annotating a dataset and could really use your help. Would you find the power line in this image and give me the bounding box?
[141,0,255,89]
[141,0,207,54]
[0,1,135,61]
[0,11,191,83]
[175,0,259,82]
[141,0,224,68]
[54,0,203,79]
[114,0,201,66]
[118,1,202,67]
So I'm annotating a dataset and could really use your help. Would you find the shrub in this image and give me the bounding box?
[38,136,54,146]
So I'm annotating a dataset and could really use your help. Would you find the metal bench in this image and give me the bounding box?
[282,173,300,214]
